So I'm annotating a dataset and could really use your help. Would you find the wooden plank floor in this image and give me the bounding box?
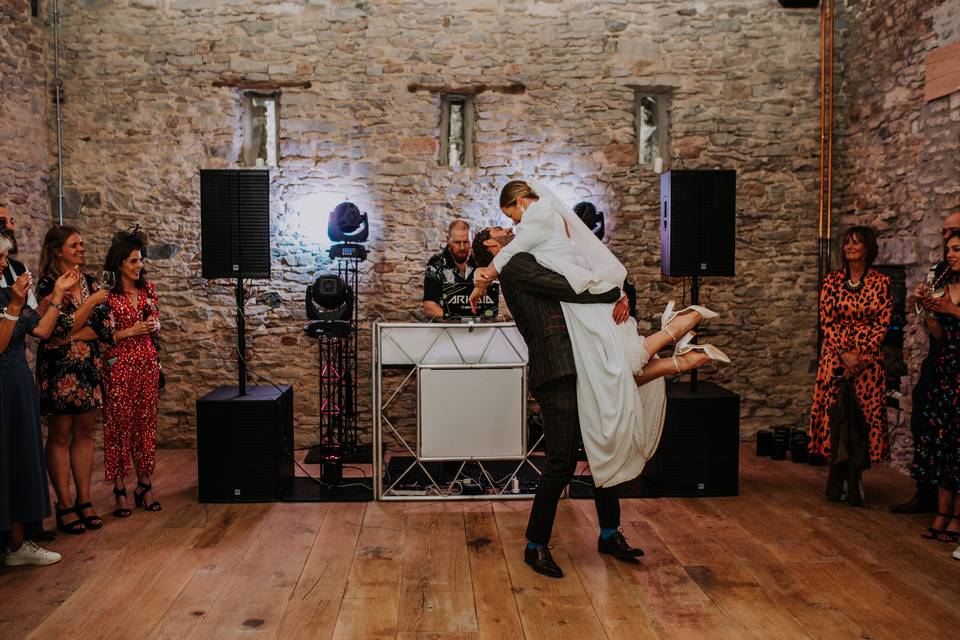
[3,445,960,639]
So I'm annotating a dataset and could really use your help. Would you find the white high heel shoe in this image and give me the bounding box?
[673,331,732,365]
[660,301,719,339]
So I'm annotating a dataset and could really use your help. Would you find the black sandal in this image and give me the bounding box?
[921,512,953,540]
[134,481,162,512]
[75,500,103,530]
[938,523,960,544]
[56,504,86,535]
[113,486,132,518]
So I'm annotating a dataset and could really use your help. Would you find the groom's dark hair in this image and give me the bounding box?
[472,228,494,267]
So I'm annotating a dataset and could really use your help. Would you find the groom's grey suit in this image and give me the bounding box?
[498,252,621,544]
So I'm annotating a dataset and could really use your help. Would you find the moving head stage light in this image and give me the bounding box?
[305,273,354,338]
[328,201,369,260]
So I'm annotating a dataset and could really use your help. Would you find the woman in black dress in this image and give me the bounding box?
[0,236,76,565]
[35,226,111,534]
[915,231,960,545]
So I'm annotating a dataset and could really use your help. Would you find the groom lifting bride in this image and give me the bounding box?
[469,180,730,578]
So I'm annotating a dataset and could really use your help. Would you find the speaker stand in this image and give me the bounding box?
[236,277,247,396]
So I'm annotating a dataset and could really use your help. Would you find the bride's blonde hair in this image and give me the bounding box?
[499,180,539,208]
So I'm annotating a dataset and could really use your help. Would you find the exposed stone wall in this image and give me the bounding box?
[0,0,50,262]
[834,0,960,470]
[46,0,826,448]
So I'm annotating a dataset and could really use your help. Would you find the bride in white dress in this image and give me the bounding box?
[472,179,729,488]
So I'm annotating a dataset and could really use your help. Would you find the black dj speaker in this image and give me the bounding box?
[196,384,293,502]
[623,382,740,497]
[199,169,271,279]
[660,170,736,277]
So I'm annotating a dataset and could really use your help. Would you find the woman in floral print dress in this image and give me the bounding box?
[914,231,960,545]
[36,226,112,534]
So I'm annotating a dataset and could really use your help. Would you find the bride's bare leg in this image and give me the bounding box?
[643,311,704,359]
[633,352,709,386]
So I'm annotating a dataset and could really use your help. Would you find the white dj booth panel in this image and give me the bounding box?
[373,322,537,501]
[418,366,525,460]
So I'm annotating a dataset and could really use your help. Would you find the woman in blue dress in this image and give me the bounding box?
[0,235,76,566]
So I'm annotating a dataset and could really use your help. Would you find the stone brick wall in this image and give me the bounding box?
[0,0,50,261]
[40,0,827,448]
[834,0,960,470]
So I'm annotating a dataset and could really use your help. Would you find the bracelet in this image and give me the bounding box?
[2,312,20,322]
[51,301,63,311]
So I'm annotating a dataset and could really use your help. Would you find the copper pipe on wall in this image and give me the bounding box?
[818,0,826,246]
[817,0,836,289]
[826,0,835,246]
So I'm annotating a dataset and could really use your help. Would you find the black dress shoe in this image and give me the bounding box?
[598,530,644,560]
[524,545,563,579]
[890,491,938,514]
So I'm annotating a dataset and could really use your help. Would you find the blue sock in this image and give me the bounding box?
[600,527,618,540]
[526,542,542,550]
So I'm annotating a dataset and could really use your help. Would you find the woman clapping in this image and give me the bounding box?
[0,235,78,565]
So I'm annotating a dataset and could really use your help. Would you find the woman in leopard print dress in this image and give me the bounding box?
[809,227,891,500]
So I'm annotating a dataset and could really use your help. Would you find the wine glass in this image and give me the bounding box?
[99,269,116,291]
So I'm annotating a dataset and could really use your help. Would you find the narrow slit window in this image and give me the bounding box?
[636,90,671,171]
[242,92,279,168]
[31,0,40,17]
[440,95,474,168]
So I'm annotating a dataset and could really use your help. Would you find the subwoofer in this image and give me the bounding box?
[196,385,294,502]
[199,169,271,279]
[660,170,736,277]
[574,382,740,498]
[612,382,740,497]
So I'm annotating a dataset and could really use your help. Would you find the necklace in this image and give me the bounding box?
[843,268,866,292]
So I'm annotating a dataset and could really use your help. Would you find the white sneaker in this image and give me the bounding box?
[953,545,960,561]
[4,541,62,566]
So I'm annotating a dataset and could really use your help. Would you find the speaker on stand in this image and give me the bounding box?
[657,169,741,492]
[196,169,295,503]
[661,169,736,391]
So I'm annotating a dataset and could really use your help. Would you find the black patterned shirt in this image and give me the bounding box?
[423,246,476,305]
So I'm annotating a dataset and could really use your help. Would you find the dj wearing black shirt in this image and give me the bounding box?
[423,219,475,320]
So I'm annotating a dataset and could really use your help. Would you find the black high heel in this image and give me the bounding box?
[113,486,132,518]
[133,481,162,512]
[75,500,103,529]
[56,504,86,535]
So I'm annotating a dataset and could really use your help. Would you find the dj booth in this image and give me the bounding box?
[372,321,540,500]
[371,321,741,501]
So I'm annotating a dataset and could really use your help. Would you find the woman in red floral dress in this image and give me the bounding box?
[808,226,892,502]
[102,231,161,517]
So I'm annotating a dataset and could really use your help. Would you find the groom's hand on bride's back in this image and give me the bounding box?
[612,295,629,324]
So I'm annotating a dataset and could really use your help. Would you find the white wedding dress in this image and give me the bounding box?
[492,182,666,487]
